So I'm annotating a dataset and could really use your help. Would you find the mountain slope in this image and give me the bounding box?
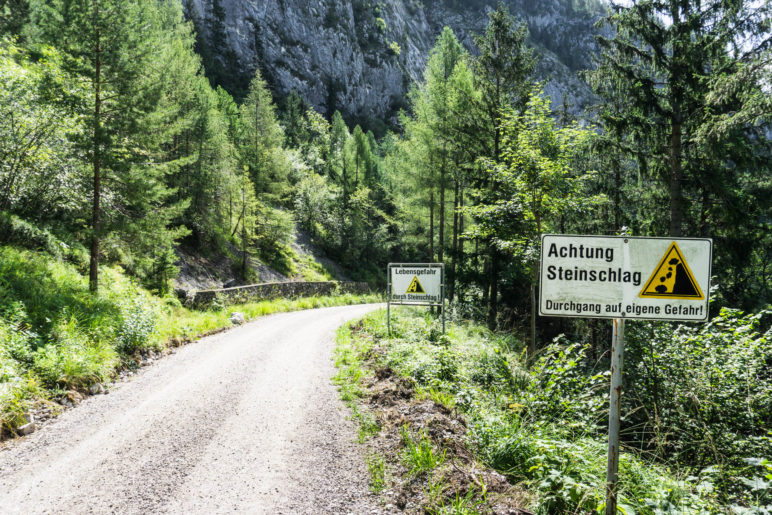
[185,0,604,127]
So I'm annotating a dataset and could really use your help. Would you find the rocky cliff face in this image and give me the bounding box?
[185,0,604,127]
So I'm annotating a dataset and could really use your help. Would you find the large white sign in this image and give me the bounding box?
[539,235,712,321]
[388,263,443,305]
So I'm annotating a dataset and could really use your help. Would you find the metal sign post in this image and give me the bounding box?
[538,234,713,513]
[606,317,624,514]
[386,263,445,336]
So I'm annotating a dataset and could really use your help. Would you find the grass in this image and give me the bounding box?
[295,251,335,282]
[367,452,387,493]
[332,322,382,442]
[157,293,381,344]
[0,244,379,437]
[401,424,446,476]
[334,307,718,514]
[431,487,487,515]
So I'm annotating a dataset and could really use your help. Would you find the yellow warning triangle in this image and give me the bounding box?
[406,276,426,294]
[639,242,703,299]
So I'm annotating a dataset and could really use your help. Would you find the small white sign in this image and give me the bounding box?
[539,235,712,321]
[388,263,443,305]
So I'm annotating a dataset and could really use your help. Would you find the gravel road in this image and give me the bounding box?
[0,304,384,514]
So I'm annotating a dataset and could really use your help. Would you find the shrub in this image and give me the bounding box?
[0,374,44,435]
[525,339,608,430]
[255,206,296,275]
[625,308,772,502]
[0,212,63,259]
[33,317,117,388]
[116,298,159,354]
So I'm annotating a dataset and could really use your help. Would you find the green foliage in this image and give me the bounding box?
[254,205,296,276]
[239,70,291,204]
[0,372,43,435]
[0,246,163,426]
[624,309,772,504]
[0,40,82,223]
[367,452,387,493]
[0,244,379,435]
[32,318,117,389]
[588,0,772,307]
[0,212,70,263]
[525,340,607,429]
[401,424,446,476]
[116,299,159,355]
[344,308,726,513]
[0,0,29,37]
[332,321,382,442]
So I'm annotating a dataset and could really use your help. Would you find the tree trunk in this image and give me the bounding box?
[487,249,498,330]
[669,2,684,238]
[613,156,622,232]
[481,253,489,307]
[429,188,435,261]
[669,114,683,237]
[529,270,537,358]
[438,164,445,263]
[89,20,102,294]
[450,179,459,301]
[241,188,247,278]
[700,188,709,237]
[530,215,543,358]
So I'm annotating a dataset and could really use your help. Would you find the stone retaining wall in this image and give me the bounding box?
[181,281,372,309]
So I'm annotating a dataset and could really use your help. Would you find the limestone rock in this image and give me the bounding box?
[186,0,602,122]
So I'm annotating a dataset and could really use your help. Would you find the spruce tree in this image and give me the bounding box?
[589,0,772,238]
[239,70,289,204]
[470,4,535,329]
[27,0,174,293]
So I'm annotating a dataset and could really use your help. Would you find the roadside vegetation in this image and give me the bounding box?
[0,244,379,438]
[335,308,772,514]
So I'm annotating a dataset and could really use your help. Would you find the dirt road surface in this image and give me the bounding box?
[0,304,384,514]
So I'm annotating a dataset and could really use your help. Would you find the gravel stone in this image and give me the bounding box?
[0,304,385,514]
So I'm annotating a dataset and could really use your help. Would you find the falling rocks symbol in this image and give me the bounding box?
[406,276,426,294]
[640,242,703,299]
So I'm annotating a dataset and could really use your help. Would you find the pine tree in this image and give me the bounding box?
[589,0,771,238]
[239,70,289,204]
[469,4,535,329]
[27,0,178,293]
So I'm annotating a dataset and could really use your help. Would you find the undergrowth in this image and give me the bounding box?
[334,307,771,513]
[0,245,379,437]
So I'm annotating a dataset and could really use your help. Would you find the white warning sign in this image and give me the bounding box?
[539,235,712,321]
[388,263,443,305]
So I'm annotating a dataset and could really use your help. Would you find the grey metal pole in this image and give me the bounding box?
[386,266,391,337]
[441,277,446,334]
[387,271,391,337]
[387,301,391,337]
[606,317,625,515]
[441,298,445,334]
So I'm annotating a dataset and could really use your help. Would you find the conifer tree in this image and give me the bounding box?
[469,4,535,329]
[589,0,771,238]
[27,0,179,293]
[239,70,289,204]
